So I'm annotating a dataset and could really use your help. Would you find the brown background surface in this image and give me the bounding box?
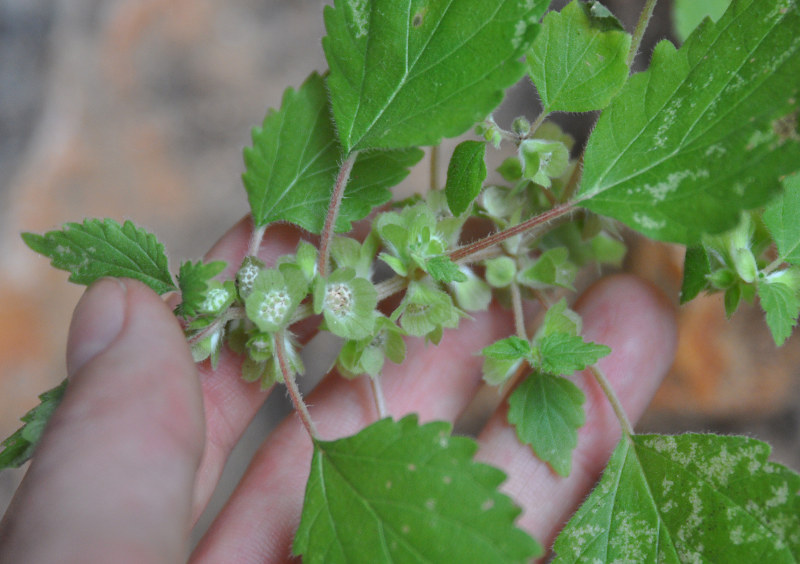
[1,0,798,542]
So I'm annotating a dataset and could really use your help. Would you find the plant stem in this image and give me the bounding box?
[247,224,267,258]
[186,307,246,345]
[429,145,439,191]
[627,0,658,69]
[370,375,388,419]
[526,111,550,139]
[510,282,527,339]
[318,151,359,277]
[588,364,634,436]
[275,330,319,440]
[561,153,585,203]
[448,201,579,263]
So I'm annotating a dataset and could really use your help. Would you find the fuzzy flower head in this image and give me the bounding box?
[245,264,308,333]
[313,267,378,340]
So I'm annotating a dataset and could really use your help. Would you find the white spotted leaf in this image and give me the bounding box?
[293,415,541,563]
[578,0,800,244]
[323,0,549,153]
[553,433,800,563]
[21,219,176,294]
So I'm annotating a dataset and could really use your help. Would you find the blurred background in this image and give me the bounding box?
[1,0,798,542]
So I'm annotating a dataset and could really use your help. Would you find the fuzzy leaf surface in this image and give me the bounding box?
[553,433,800,563]
[445,140,487,216]
[758,275,800,346]
[243,72,423,233]
[22,219,176,294]
[764,172,800,265]
[176,260,227,318]
[323,0,548,152]
[0,380,67,469]
[537,332,610,375]
[528,0,631,112]
[294,415,541,563]
[507,372,585,476]
[579,0,800,244]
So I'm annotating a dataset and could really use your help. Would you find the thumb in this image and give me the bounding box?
[0,279,205,564]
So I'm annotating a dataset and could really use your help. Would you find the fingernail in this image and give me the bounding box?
[66,278,127,377]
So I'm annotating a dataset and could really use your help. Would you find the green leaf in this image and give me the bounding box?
[482,336,532,360]
[518,247,577,290]
[554,433,800,562]
[0,380,67,469]
[764,172,800,265]
[680,245,712,304]
[485,256,517,288]
[22,219,176,294]
[528,0,631,113]
[323,0,548,153]
[243,72,423,233]
[445,140,487,216]
[673,0,732,42]
[425,255,468,283]
[578,0,800,244]
[176,260,227,318]
[507,372,585,476]
[294,416,541,563]
[537,298,582,338]
[537,332,611,375]
[758,273,800,346]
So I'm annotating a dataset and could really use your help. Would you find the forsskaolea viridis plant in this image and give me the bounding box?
[3,0,800,561]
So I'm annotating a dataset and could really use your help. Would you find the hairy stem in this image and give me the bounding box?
[275,331,319,440]
[626,0,658,69]
[370,375,388,419]
[318,151,359,278]
[429,145,439,191]
[186,307,246,345]
[247,224,267,258]
[449,201,579,263]
[510,282,527,339]
[526,111,550,139]
[588,364,634,436]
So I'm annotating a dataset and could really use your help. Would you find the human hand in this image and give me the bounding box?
[0,219,676,563]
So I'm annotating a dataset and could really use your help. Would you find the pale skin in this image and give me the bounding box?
[0,217,677,563]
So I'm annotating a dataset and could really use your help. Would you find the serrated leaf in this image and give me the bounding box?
[578,0,800,244]
[482,336,532,360]
[176,260,227,318]
[680,245,712,304]
[554,433,800,562]
[243,72,423,233]
[764,171,800,265]
[0,380,67,469]
[537,332,611,375]
[323,0,548,153]
[294,415,541,563]
[518,247,577,290]
[22,219,176,294]
[673,0,732,42]
[425,255,467,283]
[528,0,631,113]
[445,140,487,216]
[507,371,585,476]
[758,274,800,346]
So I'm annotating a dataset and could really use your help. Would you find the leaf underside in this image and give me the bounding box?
[579,0,800,244]
[294,415,541,563]
[243,72,423,233]
[323,0,549,152]
[554,433,800,563]
[22,219,176,294]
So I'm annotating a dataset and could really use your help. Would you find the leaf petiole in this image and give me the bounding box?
[626,0,658,68]
[276,330,319,440]
[588,364,634,436]
[317,151,359,277]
